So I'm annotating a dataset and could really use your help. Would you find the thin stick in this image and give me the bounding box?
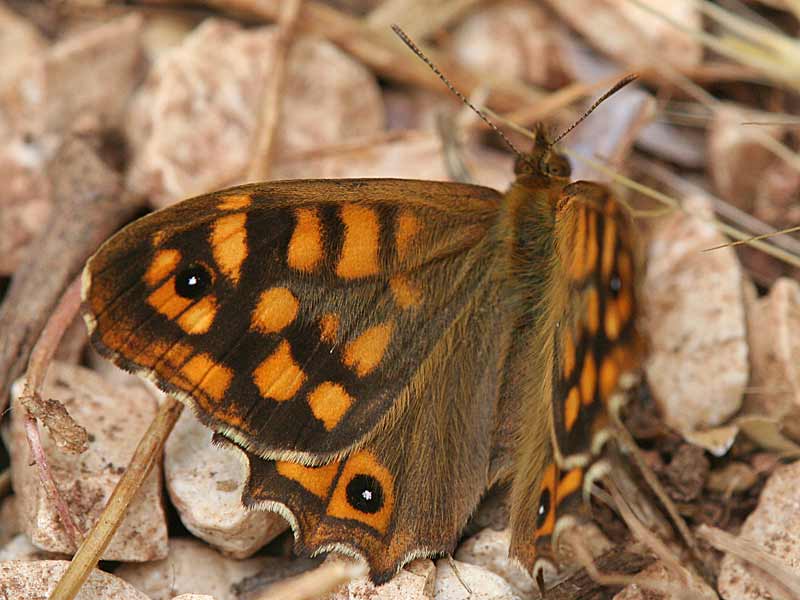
[255,560,368,600]
[48,396,184,600]
[702,224,800,253]
[245,0,303,181]
[697,524,800,600]
[18,275,86,548]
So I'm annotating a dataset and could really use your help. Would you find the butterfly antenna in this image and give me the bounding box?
[391,24,527,161]
[550,74,639,147]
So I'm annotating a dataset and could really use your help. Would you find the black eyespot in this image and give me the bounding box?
[535,490,551,529]
[175,264,212,299]
[346,474,384,514]
[609,275,622,296]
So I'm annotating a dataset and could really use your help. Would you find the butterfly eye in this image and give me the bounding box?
[346,474,384,514]
[535,490,551,529]
[544,154,571,178]
[175,264,213,299]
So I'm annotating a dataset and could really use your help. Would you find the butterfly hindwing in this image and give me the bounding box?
[234,220,513,582]
[83,179,502,463]
[509,179,642,574]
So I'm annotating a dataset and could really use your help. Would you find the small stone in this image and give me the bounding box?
[0,3,46,92]
[547,0,701,71]
[8,362,167,560]
[434,558,517,599]
[273,130,446,180]
[0,533,63,561]
[329,557,435,600]
[126,19,384,207]
[115,537,276,600]
[455,528,534,598]
[708,105,789,213]
[0,494,19,548]
[744,278,800,418]
[0,14,143,274]
[718,460,800,599]
[449,1,568,87]
[165,410,287,558]
[0,560,149,599]
[642,195,748,432]
[613,560,716,599]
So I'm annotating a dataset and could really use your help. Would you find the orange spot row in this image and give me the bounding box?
[390,275,422,309]
[308,381,354,431]
[319,313,339,344]
[395,210,419,261]
[180,353,234,407]
[253,339,305,402]
[276,460,339,500]
[251,287,299,334]
[288,208,323,273]
[144,249,181,287]
[211,213,248,284]
[337,204,380,279]
[217,194,252,211]
[343,322,393,377]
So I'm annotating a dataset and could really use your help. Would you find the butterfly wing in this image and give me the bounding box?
[509,180,642,574]
[83,179,502,463]
[240,252,510,583]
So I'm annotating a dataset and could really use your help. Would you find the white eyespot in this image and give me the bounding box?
[538,504,546,516]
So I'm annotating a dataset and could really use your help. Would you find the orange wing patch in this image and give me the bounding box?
[147,279,193,320]
[217,194,252,211]
[327,451,395,534]
[177,296,218,335]
[337,204,380,279]
[556,468,584,504]
[276,461,339,500]
[580,353,597,407]
[602,217,617,281]
[562,328,576,380]
[180,353,233,405]
[343,322,393,377]
[585,287,600,335]
[320,313,339,344]
[251,287,299,334]
[144,249,181,287]
[395,210,420,261]
[308,382,355,431]
[211,213,248,284]
[564,387,580,432]
[389,275,422,309]
[599,355,620,402]
[253,340,305,402]
[288,208,323,273]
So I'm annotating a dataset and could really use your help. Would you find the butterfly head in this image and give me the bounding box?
[513,125,571,186]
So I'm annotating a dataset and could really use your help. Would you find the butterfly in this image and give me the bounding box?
[80,120,642,584]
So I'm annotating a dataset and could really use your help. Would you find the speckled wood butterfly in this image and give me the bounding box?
[81,121,641,583]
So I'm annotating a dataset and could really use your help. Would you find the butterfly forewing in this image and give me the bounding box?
[83,179,502,463]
